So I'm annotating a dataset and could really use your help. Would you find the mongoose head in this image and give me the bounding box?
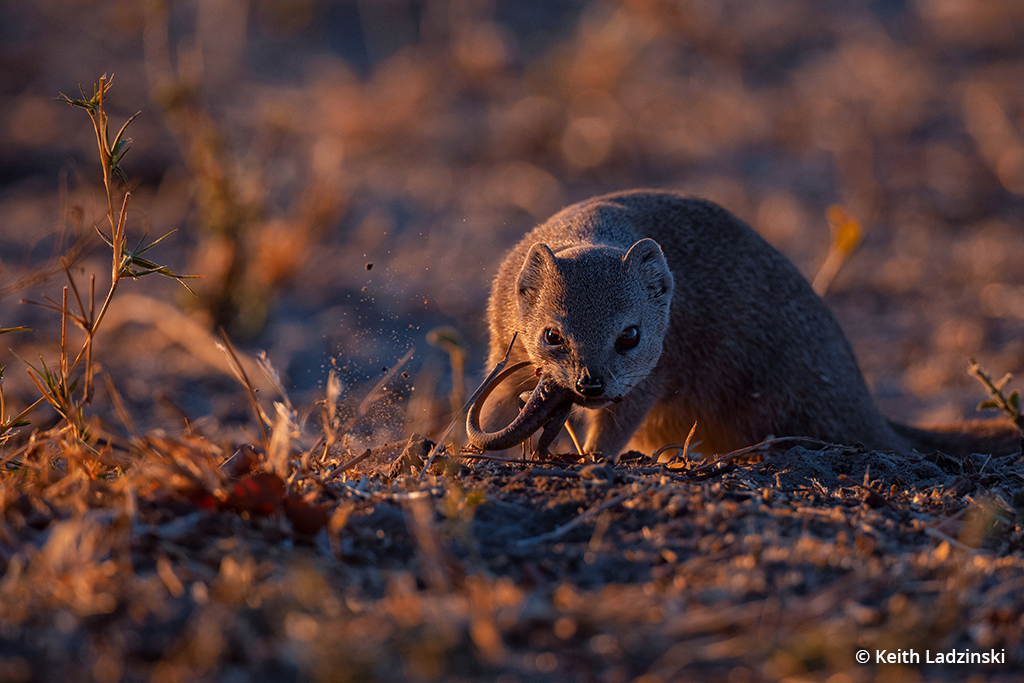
[515,238,674,406]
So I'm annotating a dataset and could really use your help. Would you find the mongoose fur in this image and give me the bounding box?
[479,190,1021,458]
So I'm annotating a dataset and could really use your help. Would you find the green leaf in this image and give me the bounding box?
[977,399,999,411]
[95,224,116,248]
[35,357,53,382]
[57,79,111,113]
[135,229,178,255]
[0,326,32,335]
[110,110,139,158]
[1010,391,1020,413]
[111,159,130,184]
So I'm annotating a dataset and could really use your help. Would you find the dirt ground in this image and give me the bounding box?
[3,436,1024,682]
[2,1,1024,681]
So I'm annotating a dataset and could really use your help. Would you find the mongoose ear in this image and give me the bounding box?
[517,243,556,307]
[624,238,674,302]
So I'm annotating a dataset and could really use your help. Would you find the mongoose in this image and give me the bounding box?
[470,190,1021,458]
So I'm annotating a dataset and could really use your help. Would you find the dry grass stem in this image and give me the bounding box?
[216,329,269,453]
[652,420,699,464]
[564,419,584,456]
[811,205,863,296]
[969,358,1023,433]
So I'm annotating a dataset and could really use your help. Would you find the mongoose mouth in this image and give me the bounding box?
[466,362,577,455]
[575,395,619,408]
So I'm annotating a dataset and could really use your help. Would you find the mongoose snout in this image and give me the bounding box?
[575,373,606,398]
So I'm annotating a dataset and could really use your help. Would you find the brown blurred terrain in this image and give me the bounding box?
[2,0,1023,429]
[2,1,1024,681]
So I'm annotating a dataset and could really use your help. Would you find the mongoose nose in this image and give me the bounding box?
[576,375,606,397]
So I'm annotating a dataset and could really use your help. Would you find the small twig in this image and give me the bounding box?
[812,205,863,296]
[651,421,698,464]
[323,448,373,481]
[458,452,579,467]
[688,461,737,481]
[565,420,584,457]
[86,275,95,403]
[691,436,846,475]
[60,287,68,400]
[62,258,88,324]
[0,396,46,438]
[25,364,61,415]
[968,358,1023,432]
[924,527,982,554]
[516,488,634,547]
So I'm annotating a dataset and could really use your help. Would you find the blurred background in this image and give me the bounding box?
[2,0,1024,446]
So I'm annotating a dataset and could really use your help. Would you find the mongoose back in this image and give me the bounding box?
[479,190,1020,458]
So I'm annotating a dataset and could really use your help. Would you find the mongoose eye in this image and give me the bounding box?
[543,328,563,346]
[616,326,640,351]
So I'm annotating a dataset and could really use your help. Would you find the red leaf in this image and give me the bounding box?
[189,487,217,509]
[223,472,286,515]
[283,496,329,535]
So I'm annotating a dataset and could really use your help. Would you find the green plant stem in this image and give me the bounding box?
[969,359,1023,432]
[68,192,129,381]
